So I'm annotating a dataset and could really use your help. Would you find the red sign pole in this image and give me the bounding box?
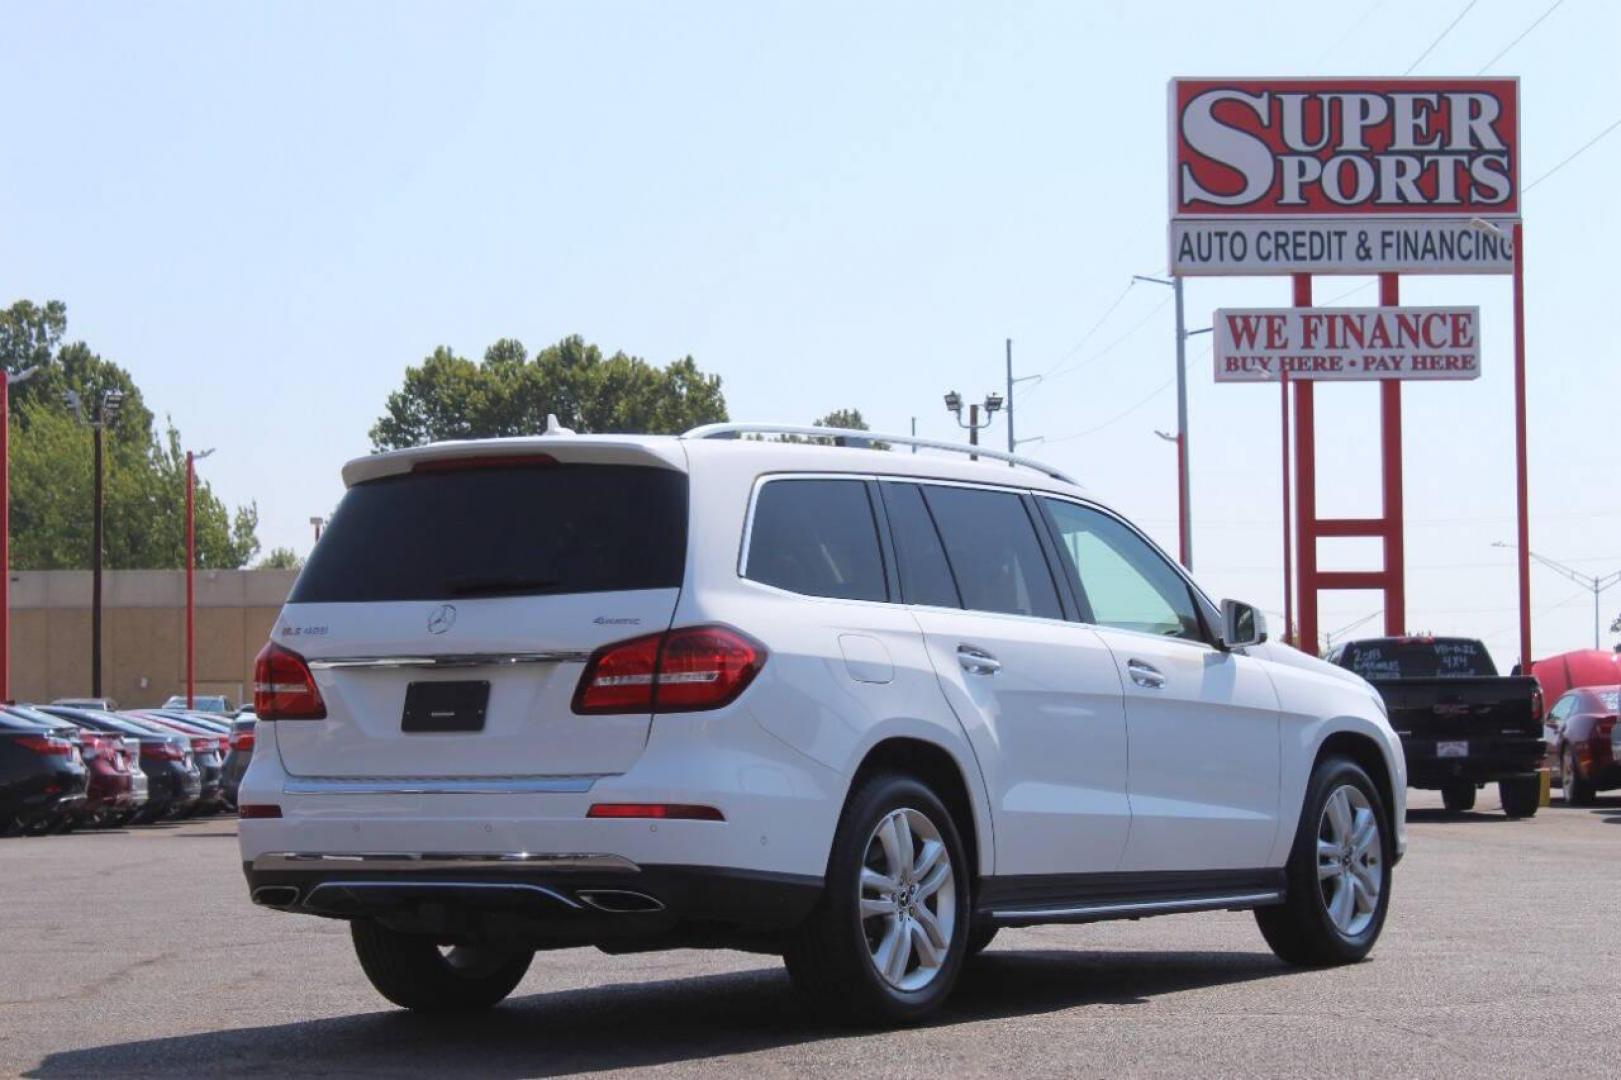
[1280,365,1292,647]
[1,373,10,705]
[185,449,195,710]
[1379,273,1406,637]
[1512,222,1532,671]
[1292,274,1317,655]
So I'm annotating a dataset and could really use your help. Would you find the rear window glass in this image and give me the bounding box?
[1337,639,1496,679]
[290,463,688,603]
[881,483,961,608]
[744,479,887,602]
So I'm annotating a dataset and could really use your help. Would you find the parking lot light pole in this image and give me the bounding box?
[66,388,125,698]
[1492,542,1621,651]
[186,448,216,709]
[0,365,40,704]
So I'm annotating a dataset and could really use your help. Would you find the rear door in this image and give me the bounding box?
[273,454,689,780]
[1037,497,1281,873]
[888,481,1132,877]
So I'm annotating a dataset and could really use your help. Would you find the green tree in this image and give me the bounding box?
[369,335,729,450]
[256,547,304,570]
[814,409,869,431]
[2,299,260,569]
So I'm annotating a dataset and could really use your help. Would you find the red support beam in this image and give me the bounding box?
[1512,222,1532,671]
[1316,518,1387,537]
[1292,274,1318,655]
[1379,273,1406,637]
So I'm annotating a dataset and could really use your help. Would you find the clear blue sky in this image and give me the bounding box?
[3,0,1617,664]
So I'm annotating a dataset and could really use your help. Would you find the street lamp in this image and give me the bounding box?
[65,389,124,699]
[186,448,216,708]
[0,365,40,703]
[1492,542,1621,651]
[944,391,1002,461]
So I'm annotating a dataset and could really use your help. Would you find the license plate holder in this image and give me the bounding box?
[1436,740,1469,759]
[402,681,490,733]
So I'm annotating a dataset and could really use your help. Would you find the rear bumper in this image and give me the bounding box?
[1403,738,1545,788]
[242,854,820,949]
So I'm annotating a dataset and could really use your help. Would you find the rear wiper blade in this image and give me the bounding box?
[447,576,565,597]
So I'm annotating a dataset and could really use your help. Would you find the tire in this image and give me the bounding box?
[350,920,534,1012]
[1500,776,1541,819]
[1440,782,1476,813]
[783,772,971,1025]
[965,923,999,957]
[1563,750,1594,807]
[1255,756,1392,967]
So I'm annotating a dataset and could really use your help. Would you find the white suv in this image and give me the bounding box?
[239,422,1405,1023]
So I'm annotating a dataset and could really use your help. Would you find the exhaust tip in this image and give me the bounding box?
[251,885,301,908]
[576,889,665,914]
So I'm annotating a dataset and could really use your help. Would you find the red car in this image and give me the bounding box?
[3,705,139,827]
[1547,685,1620,805]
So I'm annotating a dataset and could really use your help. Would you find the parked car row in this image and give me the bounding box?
[1,701,255,836]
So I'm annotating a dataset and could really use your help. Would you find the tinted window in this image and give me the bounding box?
[881,483,961,608]
[290,463,687,603]
[922,486,1062,619]
[1042,499,1202,640]
[1335,638,1496,679]
[745,479,887,602]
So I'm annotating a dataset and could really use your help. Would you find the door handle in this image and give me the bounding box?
[957,645,1002,676]
[1127,659,1165,689]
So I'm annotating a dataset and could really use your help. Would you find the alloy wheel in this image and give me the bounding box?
[859,807,956,991]
[1317,784,1381,937]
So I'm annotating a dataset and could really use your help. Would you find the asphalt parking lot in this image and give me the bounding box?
[3,789,1619,1079]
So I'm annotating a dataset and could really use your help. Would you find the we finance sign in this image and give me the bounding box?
[1213,306,1481,383]
[1169,78,1519,275]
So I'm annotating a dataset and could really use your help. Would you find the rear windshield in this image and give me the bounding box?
[1337,639,1497,679]
[290,463,688,603]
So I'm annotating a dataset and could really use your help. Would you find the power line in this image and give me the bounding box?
[1525,114,1621,193]
[1038,281,1138,379]
[1477,0,1565,73]
[1404,0,1478,75]
[1036,293,1173,389]
[1045,375,1175,444]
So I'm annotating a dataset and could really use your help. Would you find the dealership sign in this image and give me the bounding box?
[1213,306,1481,382]
[1169,78,1519,275]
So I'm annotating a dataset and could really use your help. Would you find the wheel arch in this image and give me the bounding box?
[1315,730,1399,841]
[847,736,989,881]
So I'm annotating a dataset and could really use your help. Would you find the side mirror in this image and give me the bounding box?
[1221,599,1267,649]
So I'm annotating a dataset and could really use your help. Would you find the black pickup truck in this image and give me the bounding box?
[1326,636,1546,818]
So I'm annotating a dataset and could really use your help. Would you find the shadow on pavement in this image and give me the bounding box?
[26,948,1287,1078]
[1405,808,1519,824]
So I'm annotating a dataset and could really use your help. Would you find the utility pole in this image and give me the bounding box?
[92,423,103,697]
[1005,337,1042,465]
[1133,274,1208,570]
[1493,542,1621,650]
[65,389,123,700]
[186,448,216,708]
[968,403,979,460]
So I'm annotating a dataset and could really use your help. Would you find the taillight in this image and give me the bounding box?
[16,734,73,756]
[190,736,212,755]
[143,741,183,761]
[238,804,282,819]
[254,642,327,720]
[1530,687,1545,723]
[573,626,765,715]
[231,729,256,752]
[1597,717,1617,739]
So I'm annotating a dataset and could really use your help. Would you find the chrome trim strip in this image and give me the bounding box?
[991,891,1282,921]
[255,851,641,874]
[282,775,604,795]
[303,880,583,909]
[307,651,591,671]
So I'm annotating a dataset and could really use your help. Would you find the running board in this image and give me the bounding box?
[977,868,1286,928]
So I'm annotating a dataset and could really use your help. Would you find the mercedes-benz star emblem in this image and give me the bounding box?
[426,604,457,635]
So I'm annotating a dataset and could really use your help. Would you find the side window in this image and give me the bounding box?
[1549,695,1575,723]
[1041,498,1203,641]
[880,483,962,608]
[743,478,887,602]
[920,486,1063,619]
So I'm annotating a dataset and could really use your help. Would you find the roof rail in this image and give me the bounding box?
[680,422,1077,485]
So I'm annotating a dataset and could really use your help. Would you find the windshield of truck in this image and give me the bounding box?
[1338,638,1497,679]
